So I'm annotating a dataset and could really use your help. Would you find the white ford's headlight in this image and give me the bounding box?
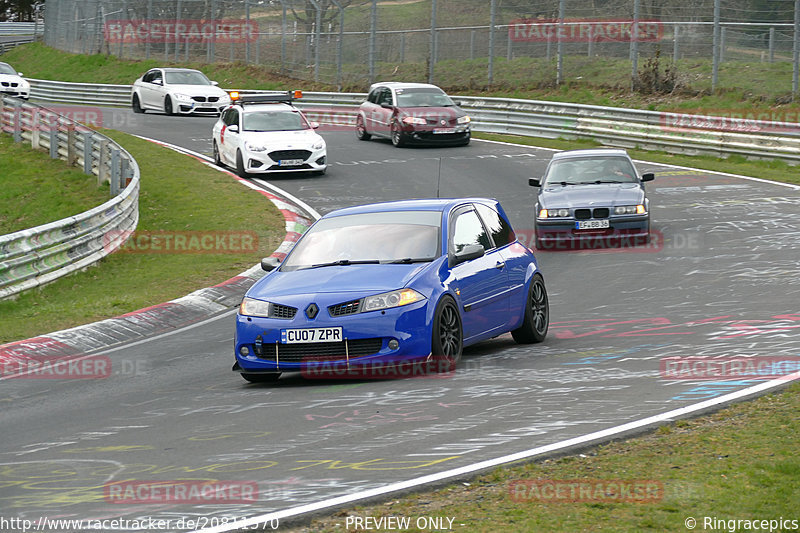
[457,115,471,124]
[245,141,268,152]
[362,289,425,312]
[312,139,325,150]
[239,297,271,317]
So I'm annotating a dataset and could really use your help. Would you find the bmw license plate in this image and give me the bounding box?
[576,220,610,230]
[433,127,456,134]
[281,327,343,344]
[279,159,304,166]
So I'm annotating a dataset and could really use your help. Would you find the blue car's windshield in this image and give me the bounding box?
[544,156,638,186]
[281,211,442,271]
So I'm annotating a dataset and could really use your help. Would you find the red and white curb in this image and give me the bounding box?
[0,137,319,378]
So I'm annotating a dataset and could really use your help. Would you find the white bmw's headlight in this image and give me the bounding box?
[239,297,270,317]
[362,289,425,312]
[173,92,192,101]
[457,115,471,124]
[245,141,268,152]
[312,139,325,150]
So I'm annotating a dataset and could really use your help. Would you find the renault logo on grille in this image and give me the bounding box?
[305,303,319,319]
[440,119,447,126]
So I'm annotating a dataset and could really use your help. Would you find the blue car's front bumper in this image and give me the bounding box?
[234,297,433,375]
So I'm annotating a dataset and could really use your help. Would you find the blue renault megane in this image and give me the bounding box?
[233,198,548,382]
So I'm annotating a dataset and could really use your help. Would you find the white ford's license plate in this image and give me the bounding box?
[576,220,610,230]
[281,327,343,344]
[433,127,456,134]
[279,159,304,166]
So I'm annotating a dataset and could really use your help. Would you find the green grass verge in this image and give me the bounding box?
[0,134,109,235]
[4,42,800,114]
[0,131,285,344]
[294,383,800,532]
[474,132,800,186]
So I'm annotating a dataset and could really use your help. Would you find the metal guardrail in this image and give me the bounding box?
[28,79,800,163]
[0,22,40,35]
[0,36,35,53]
[0,96,139,300]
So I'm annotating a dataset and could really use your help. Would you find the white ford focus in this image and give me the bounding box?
[212,92,327,177]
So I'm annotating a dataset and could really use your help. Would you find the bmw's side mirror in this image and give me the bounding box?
[641,173,655,182]
[453,244,485,265]
[529,177,541,187]
[211,80,219,86]
[261,257,281,272]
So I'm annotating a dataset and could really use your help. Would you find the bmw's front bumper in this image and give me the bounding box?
[535,215,650,249]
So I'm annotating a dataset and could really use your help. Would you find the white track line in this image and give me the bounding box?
[199,371,800,532]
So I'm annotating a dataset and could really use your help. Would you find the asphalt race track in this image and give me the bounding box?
[2,106,800,531]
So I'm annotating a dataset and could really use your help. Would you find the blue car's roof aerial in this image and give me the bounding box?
[323,198,498,218]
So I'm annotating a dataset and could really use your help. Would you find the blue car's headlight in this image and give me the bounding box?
[239,297,271,317]
[362,289,425,312]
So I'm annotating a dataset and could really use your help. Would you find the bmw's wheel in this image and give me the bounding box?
[355,115,371,140]
[236,150,249,178]
[511,273,549,344]
[391,123,406,147]
[164,96,174,116]
[212,141,223,167]
[241,372,281,383]
[132,94,144,114]
[431,296,462,367]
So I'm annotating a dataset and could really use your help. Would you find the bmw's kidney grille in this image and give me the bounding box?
[255,338,383,363]
[574,209,591,220]
[191,96,207,102]
[593,208,609,219]
[2,82,19,87]
[329,299,362,317]
[574,208,610,219]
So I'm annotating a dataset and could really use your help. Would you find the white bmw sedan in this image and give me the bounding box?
[0,62,30,100]
[131,68,230,115]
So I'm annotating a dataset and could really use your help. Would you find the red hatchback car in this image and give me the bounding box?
[355,82,471,147]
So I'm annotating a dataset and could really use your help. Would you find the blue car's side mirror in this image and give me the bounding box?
[261,256,281,272]
[452,244,485,265]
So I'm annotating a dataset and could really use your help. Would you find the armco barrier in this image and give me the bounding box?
[27,79,800,163]
[0,96,139,300]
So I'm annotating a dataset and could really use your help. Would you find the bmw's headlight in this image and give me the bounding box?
[538,208,570,218]
[312,139,325,150]
[245,141,268,152]
[614,205,646,215]
[362,289,425,312]
[173,93,192,101]
[457,115,471,124]
[402,116,426,125]
[239,297,270,317]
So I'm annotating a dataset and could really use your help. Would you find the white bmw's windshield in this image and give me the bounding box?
[281,211,442,271]
[165,71,212,85]
[0,63,17,75]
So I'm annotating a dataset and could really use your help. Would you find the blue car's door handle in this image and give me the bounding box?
[495,261,505,269]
